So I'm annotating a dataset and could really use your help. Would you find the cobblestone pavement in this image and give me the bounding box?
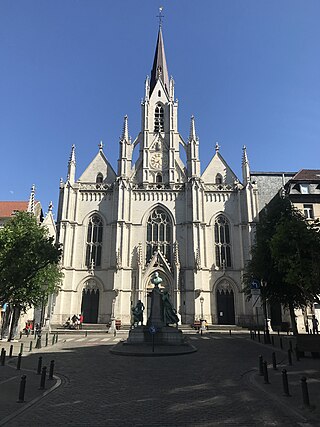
[1,332,320,426]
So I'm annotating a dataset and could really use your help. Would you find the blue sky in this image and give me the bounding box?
[1,1,319,216]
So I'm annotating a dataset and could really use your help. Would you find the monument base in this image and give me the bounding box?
[126,325,185,346]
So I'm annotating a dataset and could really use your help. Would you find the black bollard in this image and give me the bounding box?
[259,355,264,376]
[19,331,22,339]
[282,369,290,396]
[288,349,293,366]
[9,344,13,358]
[45,333,48,347]
[289,340,293,352]
[49,360,55,380]
[295,346,300,362]
[277,329,280,336]
[17,353,22,370]
[55,334,58,344]
[20,343,23,355]
[263,361,270,384]
[280,337,283,349]
[29,341,33,352]
[254,329,257,337]
[39,366,47,390]
[258,330,261,343]
[17,375,27,403]
[0,348,4,365]
[301,377,310,407]
[272,352,277,370]
[37,356,42,375]
[35,335,41,349]
[52,334,55,346]
[271,335,274,346]
[1,349,6,366]
[229,329,231,336]
[85,330,88,337]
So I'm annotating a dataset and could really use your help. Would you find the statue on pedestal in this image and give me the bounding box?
[162,290,179,326]
[131,300,145,327]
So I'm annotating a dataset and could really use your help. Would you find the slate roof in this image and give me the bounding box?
[292,169,320,181]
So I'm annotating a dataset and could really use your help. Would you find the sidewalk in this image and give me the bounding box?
[248,332,320,424]
[0,336,60,426]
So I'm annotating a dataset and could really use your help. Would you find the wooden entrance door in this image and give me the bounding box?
[217,289,235,325]
[81,288,99,323]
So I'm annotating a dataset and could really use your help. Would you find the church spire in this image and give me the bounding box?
[67,144,76,183]
[242,145,251,185]
[150,26,170,96]
[27,184,35,214]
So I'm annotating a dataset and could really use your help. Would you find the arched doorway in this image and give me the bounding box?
[216,283,235,325]
[81,280,99,323]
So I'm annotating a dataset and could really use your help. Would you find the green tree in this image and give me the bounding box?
[0,211,62,340]
[243,195,320,335]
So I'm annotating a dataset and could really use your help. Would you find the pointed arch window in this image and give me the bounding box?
[214,215,231,268]
[154,104,164,133]
[96,173,103,184]
[85,215,103,267]
[146,208,172,264]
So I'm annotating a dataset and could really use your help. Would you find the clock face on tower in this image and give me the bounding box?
[150,153,168,169]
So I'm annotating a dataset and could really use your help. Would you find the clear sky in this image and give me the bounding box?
[1,1,319,217]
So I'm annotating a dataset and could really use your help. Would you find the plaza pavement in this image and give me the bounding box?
[0,330,319,426]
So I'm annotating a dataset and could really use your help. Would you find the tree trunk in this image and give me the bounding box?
[8,305,21,341]
[288,303,298,336]
[1,305,12,340]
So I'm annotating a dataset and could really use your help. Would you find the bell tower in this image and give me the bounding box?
[137,23,185,186]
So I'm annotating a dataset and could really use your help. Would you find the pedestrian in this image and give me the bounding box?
[312,315,319,334]
[79,313,83,329]
[71,314,78,329]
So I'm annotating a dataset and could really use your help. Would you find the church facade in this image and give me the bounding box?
[52,27,260,326]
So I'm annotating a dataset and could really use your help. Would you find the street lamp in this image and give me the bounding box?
[260,281,271,344]
[200,295,204,320]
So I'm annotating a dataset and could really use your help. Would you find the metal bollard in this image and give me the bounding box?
[35,336,41,349]
[85,330,88,337]
[263,361,270,384]
[229,329,231,336]
[29,341,33,352]
[9,344,13,358]
[55,334,58,344]
[39,366,47,390]
[52,334,55,345]
[282,369,290,396]
[259,355,264,376]
[272,352,277,370]
[289,340,293,352]
[17,375,27,403]
[288,349,293,366]
[19,331,22,339]
[254,329,257,337]
[49,360,55,380]
[277,329,280,336]
[258,330,261,342]
[301,377,310,406]
[45,333,48,347]
[37,356,42,375]
[271,336,274,346]
[17,353,22,370]
[295,346,300,362]
[1,349,6,366]
[280,337,283,349]
[20,343,23,355]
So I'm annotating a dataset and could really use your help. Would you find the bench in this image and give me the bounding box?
[296,335,320,358]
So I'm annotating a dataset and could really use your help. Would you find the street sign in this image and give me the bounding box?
[251,289,261,296]
[251,279,260,289]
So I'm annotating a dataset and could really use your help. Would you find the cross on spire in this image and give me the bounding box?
[157,6,164,28]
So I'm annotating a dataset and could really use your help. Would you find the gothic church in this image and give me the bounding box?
[53,26,259,326]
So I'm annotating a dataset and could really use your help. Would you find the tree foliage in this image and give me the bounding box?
[0,211,63,310]
[243,195,320,333]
